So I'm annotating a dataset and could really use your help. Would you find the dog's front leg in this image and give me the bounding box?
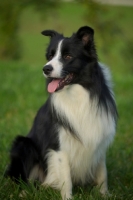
[42,150,72,200]
[95,157,108,195]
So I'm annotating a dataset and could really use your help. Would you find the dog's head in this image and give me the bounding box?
[41,26,97,93]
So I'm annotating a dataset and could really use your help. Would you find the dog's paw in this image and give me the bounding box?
[100,190,112,198]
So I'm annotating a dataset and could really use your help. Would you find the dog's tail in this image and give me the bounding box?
[5,136,41,183]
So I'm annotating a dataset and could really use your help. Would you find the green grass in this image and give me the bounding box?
[0,2,133,200]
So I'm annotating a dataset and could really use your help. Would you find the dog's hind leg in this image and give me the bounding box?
[42,150,72,200]
[5,136,41,183]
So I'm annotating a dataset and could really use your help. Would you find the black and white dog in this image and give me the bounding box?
[6,26,118,199]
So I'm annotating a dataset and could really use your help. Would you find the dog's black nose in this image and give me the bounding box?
[43,65,53,75]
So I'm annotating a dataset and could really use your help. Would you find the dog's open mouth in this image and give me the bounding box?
[48,73,74,93]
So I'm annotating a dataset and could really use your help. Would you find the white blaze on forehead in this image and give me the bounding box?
[55,40,63,60]
[45,40,63,78]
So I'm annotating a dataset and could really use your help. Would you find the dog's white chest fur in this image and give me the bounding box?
[52,84,115,184]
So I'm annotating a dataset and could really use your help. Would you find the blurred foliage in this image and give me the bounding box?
[0,0,59,60]
[78,0,133,71]
[0,0,133,70]
[79,0,123,50]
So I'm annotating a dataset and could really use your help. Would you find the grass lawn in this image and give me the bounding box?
[0,2,133,200]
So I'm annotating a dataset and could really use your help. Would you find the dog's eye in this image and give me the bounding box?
[48,55,53,61]
[64,55,72,60]
[48,50,55,61]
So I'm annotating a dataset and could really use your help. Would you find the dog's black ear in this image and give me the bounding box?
[76,26,94,46]
[41,30,58,38]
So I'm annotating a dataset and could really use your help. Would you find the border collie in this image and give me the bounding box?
[6,26,118,200]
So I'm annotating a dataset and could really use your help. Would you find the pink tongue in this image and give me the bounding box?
[48,79,60,93]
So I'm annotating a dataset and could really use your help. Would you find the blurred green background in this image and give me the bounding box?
[0,0,133,199]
